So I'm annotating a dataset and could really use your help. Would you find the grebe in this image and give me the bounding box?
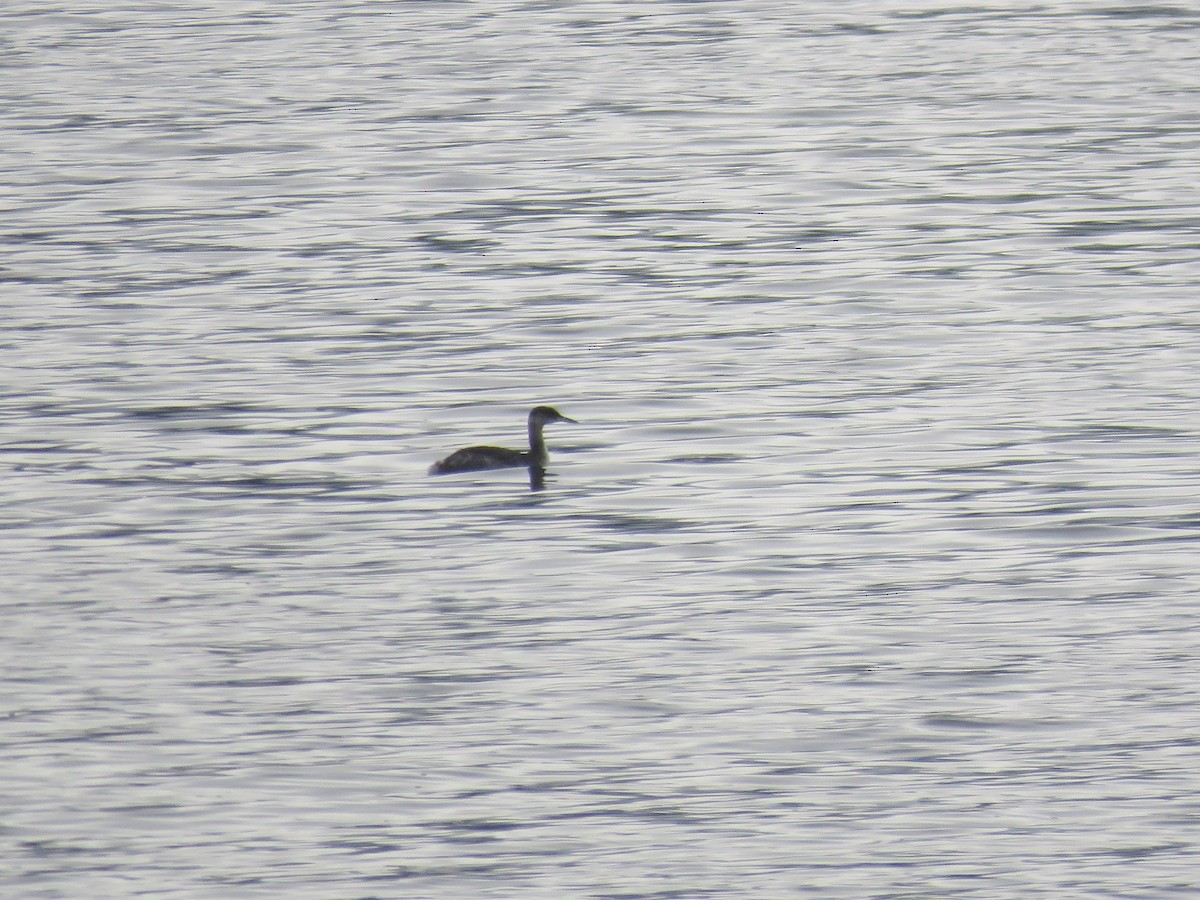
[428,406,578,475]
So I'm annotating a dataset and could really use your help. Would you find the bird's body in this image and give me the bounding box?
[429,445,529,474]
[429,406,577,476]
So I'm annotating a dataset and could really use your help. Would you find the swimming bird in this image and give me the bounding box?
[428,406,578,476]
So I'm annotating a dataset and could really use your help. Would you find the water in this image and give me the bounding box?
[3,1,1199,896]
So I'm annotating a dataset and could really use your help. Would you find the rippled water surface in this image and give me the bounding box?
[4,1,1200,897]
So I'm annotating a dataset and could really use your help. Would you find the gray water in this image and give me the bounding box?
[4,2,1199,897]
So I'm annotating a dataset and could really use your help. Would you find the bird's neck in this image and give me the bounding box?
[527,421,548,467]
